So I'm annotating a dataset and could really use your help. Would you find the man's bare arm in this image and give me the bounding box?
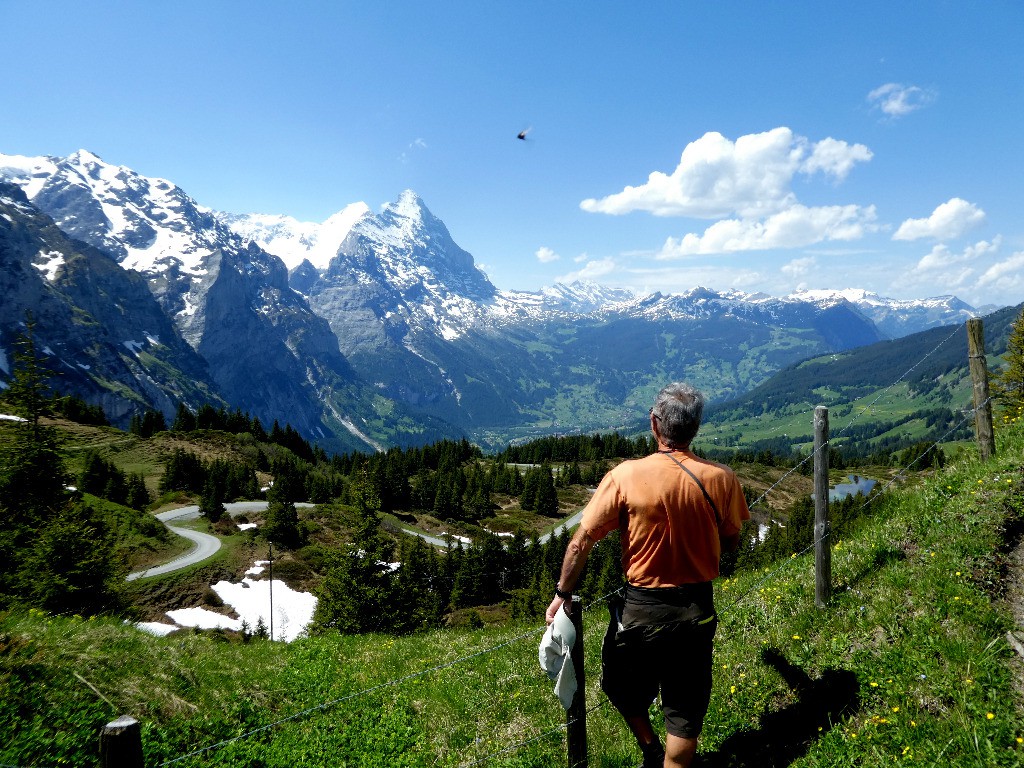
[545,526,596,623]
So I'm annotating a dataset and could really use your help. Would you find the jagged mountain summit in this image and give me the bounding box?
[788,288,980,339]
[216,203,371,271]
[0,148,994,449]
[0,151,453,451]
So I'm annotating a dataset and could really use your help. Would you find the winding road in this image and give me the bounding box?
[126,502,313,581]
[128,502,585,581]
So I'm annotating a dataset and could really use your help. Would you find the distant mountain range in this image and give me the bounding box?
[0,150,1002,451]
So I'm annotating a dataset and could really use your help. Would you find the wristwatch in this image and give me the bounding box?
[554,584,572,599]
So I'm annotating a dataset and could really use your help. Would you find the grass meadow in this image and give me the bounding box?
[2,411,1022,767]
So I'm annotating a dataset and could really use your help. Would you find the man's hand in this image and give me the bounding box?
[545,595,571,624]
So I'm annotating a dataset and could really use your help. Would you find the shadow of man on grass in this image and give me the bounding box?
[700,647,860,768]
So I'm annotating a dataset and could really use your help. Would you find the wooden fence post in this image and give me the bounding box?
[567,596,587,768]
[967,318,996,461]
[100,716,144,768]
[814,406,831,608]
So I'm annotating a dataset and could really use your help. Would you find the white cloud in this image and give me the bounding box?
[657,204,878,258]
[914,244,962,274]
[580,127,871,220]
[894,198,986,241]
[398,138,428,163]
[868,83,937,118]
[902,238,1018,302]
[976,251,1024,292]
[914,238,999,274]
[535,246,560,263]
[801,137,873,182]
[555,257,616,283]
[781,256,817,278]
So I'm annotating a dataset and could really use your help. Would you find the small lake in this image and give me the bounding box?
[828,474,877,501]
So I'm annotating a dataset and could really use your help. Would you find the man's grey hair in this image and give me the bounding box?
[652,382,704,449]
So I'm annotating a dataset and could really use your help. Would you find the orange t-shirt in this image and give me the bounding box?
[580,450,751,587]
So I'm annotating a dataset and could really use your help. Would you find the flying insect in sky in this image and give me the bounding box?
[517,127,532,140]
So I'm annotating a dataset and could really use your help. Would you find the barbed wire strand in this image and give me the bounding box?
[457,701,606,768]
[156,585,625,767]
[157,623,548,767]
[18,324,992,768]
[830,322,966,441]
[742,321,968,513]
[719,396,990,616]
[705,318,965,457]
[718,538,819,616]
[856,399,990,511]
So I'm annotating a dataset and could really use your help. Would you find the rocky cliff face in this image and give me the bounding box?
[0,182,221,421]
[0,153,451,452]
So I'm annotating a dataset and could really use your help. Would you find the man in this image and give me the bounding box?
[546,382,750,768]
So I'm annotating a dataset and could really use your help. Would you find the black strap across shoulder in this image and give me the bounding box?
[659,450,722,526]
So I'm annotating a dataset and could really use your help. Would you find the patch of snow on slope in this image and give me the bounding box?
[0,153,57,198]
[33,250,65,282]
[156,562,317,642]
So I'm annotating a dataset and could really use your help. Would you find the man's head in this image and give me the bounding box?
[651,382,704,449]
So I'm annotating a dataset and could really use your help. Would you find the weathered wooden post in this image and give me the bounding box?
[967,318,996,461]
[813,406,831,608]
[268,541,274,641]
[100,716,144,768]
[567,596,587,768]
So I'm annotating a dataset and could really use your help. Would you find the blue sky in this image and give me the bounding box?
[2,1,1022,308]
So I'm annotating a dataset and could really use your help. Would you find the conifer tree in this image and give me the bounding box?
[0,319,121,614]
[533,464,559,517]
[311,479,397,633]
[992,307,1024,414]
[28,502,124,615]
[171,402,196,432]
[126,473,151,511]
[140,409,168,437]
[4,313,53,433]
[263,464,303,548]
[0,317,68,535]
[199,476,225,523]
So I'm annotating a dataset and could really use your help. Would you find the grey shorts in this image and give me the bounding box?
[600,583,717,739]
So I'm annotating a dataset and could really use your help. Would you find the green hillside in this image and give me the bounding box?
[701,304,1023,457]
[3,412,1023,766]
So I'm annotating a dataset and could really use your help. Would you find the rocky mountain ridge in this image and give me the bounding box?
[0,149,992,450]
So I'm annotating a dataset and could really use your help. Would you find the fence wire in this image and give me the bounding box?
[157,623,548,766]
[152,324,998,766]
[12,319,1005,768]
[457,701,607,768]
[745,320,969,513]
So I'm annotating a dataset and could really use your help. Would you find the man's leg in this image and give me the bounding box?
[623,713,665,767]
[664,733,698,768]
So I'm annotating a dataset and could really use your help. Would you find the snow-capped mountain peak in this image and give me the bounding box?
[362,189,445,252]
[538,280,635,312]
[218,202,371,271]
[0,149,225,277]
[787,288,979,337]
